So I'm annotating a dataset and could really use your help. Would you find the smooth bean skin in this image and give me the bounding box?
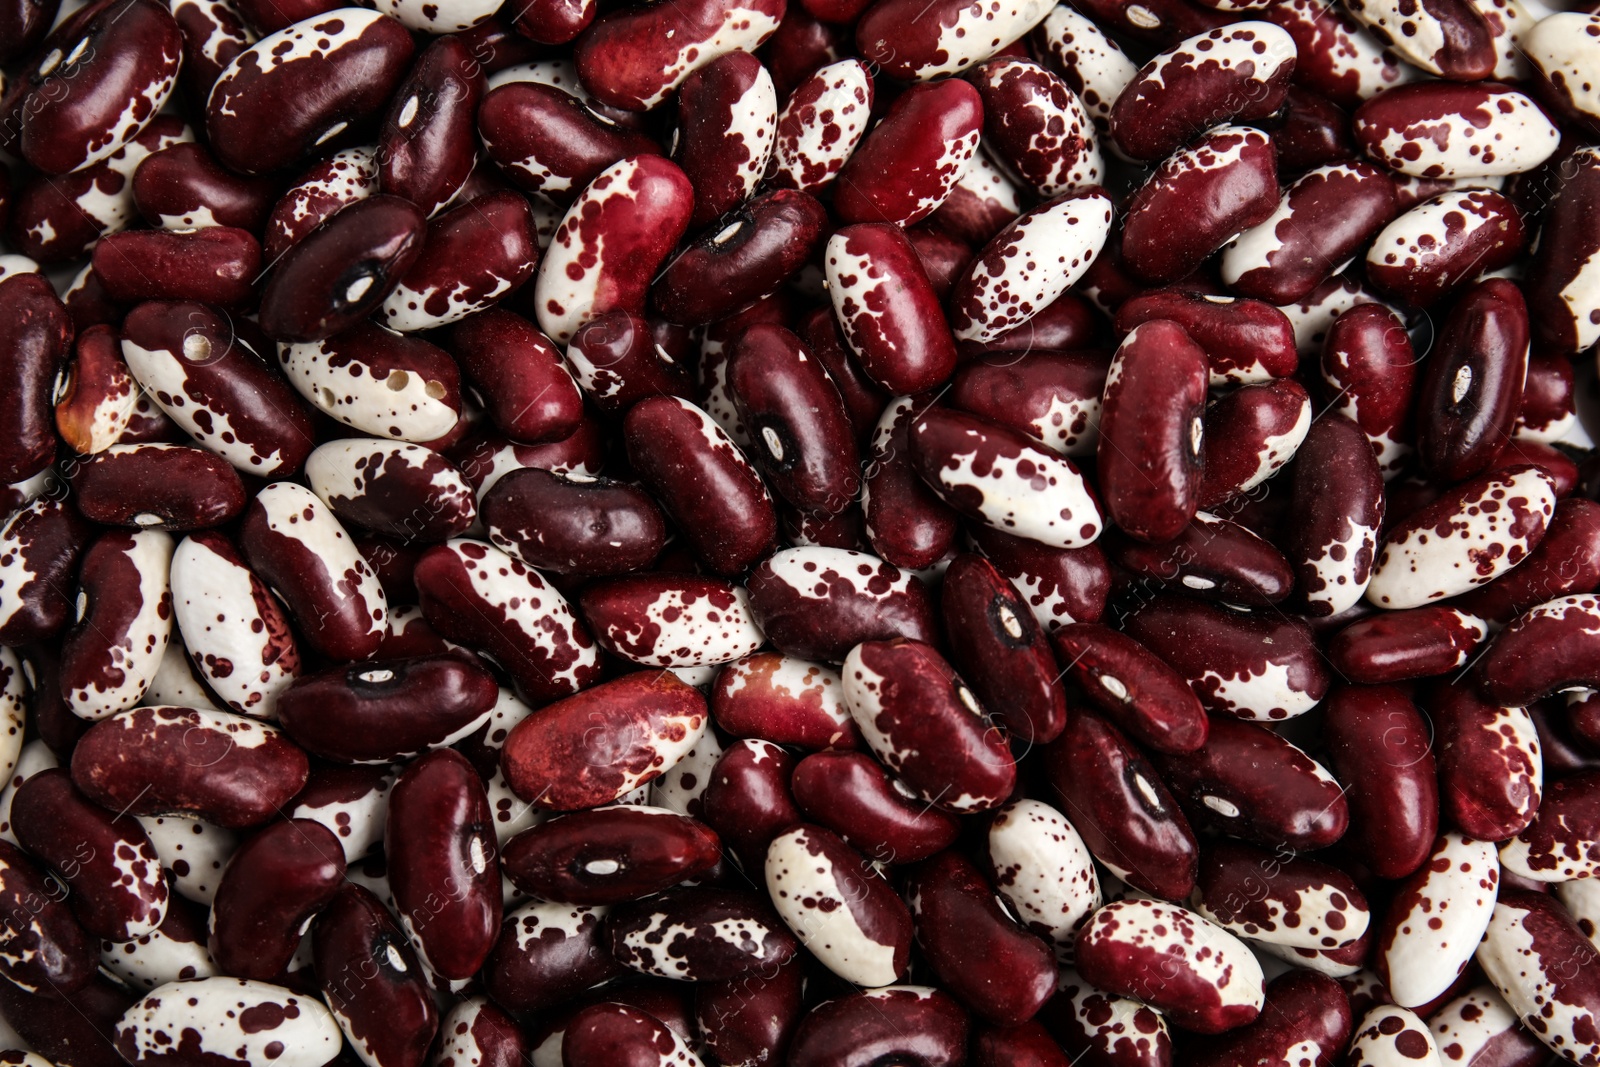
[0,274,72,485]
[207,818,345,981]
[1051,624,1208,754]
[1414,278,1529,483]
[790,751,958,865]
[1323,684,1439,880]
[314,883,438,1067]
[786,987,967,1067]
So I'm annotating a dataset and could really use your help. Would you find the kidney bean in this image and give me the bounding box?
[1030,4,1137,139]
[263,147,379,260]
[501,670,708,811]
[1111,22,1295,162]
[1122,125,1279,283]
[1107,511,1295,604]
[1524,146,1600,355]
[605,885,797,982]
[433,996,528,1067]
[1478,889,1600,1064]
[832,79,983,228]
[305,439,477,544]
[842,638,1015,812]
[132,142,271,234]
[237,481,387,661]
[53,324,141,456]
[476,82,658,205]
[694,958,801,1067]
[1328,606,1487,682]
[59,529,172,721]
[789,750,950,865]
[1321,684,1439,880]
[309,888,437,1067]
[120,300,316,476]
[1427,984,1548,1067]
[373,38,482,217]
[941,553,1067,742]
[1264,0,1410,108]
[931,151,1026,246]
[1513,354,1574,446]
[1320,302,1417,478]
[1282,414,1386,615]
[853,0,1048,80]
[573,0,782,111]
[169,530,300,719]
[375,192,537,333]
[621,397,775,573]
[950,189,1114,346]
[672,52,776,229]
[207,818,343,981]
[1195,840,1369,951]
[1224,162,1399,305]
[11,769,166,942]
[1354,82,1559,181]
[1114,292,1293,388]
[1367,465,1557,609]
[0,498,93,647]
[1366,189,1526,309]
[71,706,309,828]
[1042,709,1198,900]
[485,474,660,581]
[711,653,858,750]
[484,902,629,1019]
[858,397,959,569]
[1370,832,1500,1010]
[1077,898,1264,1034]
[133,813,235,907]
[289,765,391,863]
[966,58,1100,199]
[949,351,1107,458]
[277,656,497,764]
[1341,0,1496,77]
[980,799,1100,964]
[1415,278,1529,483]
[1345,1005,1441,1066]
[168,0,255,100]
[0,277,66,489]
[99,886,216,991]
[11,0,181,176]
[579,573,765,668]
[1459,498,1600,625]
[1498,768,1600,884]
[764,824,912,986]
[563,309,694,414]
[744,546,939,662]
[446,314,580,445]
[0,972,132,1067]
[502,804,719,905]
[1039,969,1169,1067]
[92,226,261,308]
[766,59,873,194]
[693,737,796,872]
[73,445,245,534]
[115,976,342,1067]
[414,539,602,700]
[1431,681,1542,846]
[667,202,827,332]
[383,750,499,982]
[206,8,414,175]
[1270,85,1359,171]
[0,0,57,61]
[1065,0,1232,47]
[284,325,463,445]
[1051,624,1207,754]
[0,836,97,996]
[822,224,957,395]
[563,1002,710,1067]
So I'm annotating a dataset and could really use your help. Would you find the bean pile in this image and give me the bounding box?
[0,0,1597,1061]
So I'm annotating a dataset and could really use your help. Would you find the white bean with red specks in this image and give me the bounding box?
[68,530,174,720]
[376,0,500,32]
[986,799,1101,960]
[137,816,238,906]
[1429,985,1538,1067]
[1379,834,1500,1009]
[768,60,873,194]
[1033,5,1137,139]
[1346,1005,1442,1066]
[764,825,903,987]
[1523,11,1600,124]
[115,978,342,1067]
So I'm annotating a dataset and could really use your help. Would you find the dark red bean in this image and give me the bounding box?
[950,350,1109,458]
[1105,512,1294,606]
[92,226,259,307]
[1051,624,1208,755]
[481,467,665,578]
[1185,972,1352,1067]
[70,706,309,828]
[132,142,274,233]
[745,546,939,662]
[0,0,59,62]
[1322,684,1439,880]
[1319,301,1417,477]
[699,739,801,872]
[824,223,959,395]
[710,653,860,751]
[1477,594,1600,707]
[1366,189,1526,308]
[791,750,958,865]
[1148,716,1349,852]
[1327,605,1487,683]
[378,36,483,218]
[965,57,1101,198]
[1268,86,1357,172]
[695,957,803,1067]
[263,147,379,261]
[673,51,776,229]
[1478,889,1600,1064]
[72,445,247,533]
[53,324,145,456]
[970,524,1110,631]
[375,191,537,333]
[861,397,961,570]
[448,310,583,444]
[1194,840,1369,951]
[607,886,797,981]
[208,818,344,980]
[57,529,172,722]
[0,498,94,647]
[1284,414,1386,617]
[832,78,983,228]
[1042,710,1198,900]
[0,836,97,997]
[0,274,71,485]
[476,82,660,203]
[501,805,720,904]
[564,309,693,415]
[1431,681,1542,843]
[480,899,625,1016]
[206,8,415,175]
[0,974,133,1067]
[786,986,967,1067]
[433,997,528,1067]
[560,1002,705,1067]
[1116,289,1298,386]
[314,883,438,1067]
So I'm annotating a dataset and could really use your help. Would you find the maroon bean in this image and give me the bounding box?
[119,300,317,476]
[378,36,483,218]
[0,836,97,996]
[1105,512,1294,605]
[578,572,764,669]
[1327,605,1487,683]
[500,671,707,811]
[786,986,968,1067]
[386,749,500,981]
[654,190,829,327]
[824,223,959,395]
[1222,161,1398,305]
[1111,23,1296,162]
[561,1003,705,1067]
[673,51,776,229]
[169,0,255,99]
[263,147,379,261]
[1115,289,1297,386]
[304,439,476,544]
[1185,972,1353,1067]
[1042,709,1198,900]
[1320,301,1417,477]
[949,351,1108,458]
[1051,624,1208,754]
[908,849,1056,1026]
[413,540,601,701]
[511,0,591,42]
[477,82,660,203]
[1260,0,1410,109]
[482,467,663,577]
[1150,716,1348,851]
[0,274,71,485]
[623,396,776,574]
[700,738,802,872]
[1322,684,1439,879]
[206,8,415,175]
[259,195,427,343]
[1097,320,1208,542]
[447,310,582,444]
[833,78,984,228]
[132,141,275,233]
[695,958,803,1067]
[12,769,167,942]
[1195,840,1369,952]
[315,883,438,1067]
[0,0,59,61]
[1268,86,1358,172]
[1415,277,1529,483]
[70,706,309,828]
[972,1022,1071,1067]
[607,886,797,981]
[1366,189,1526,308]
[0,498,94,647]
[1054,0,1228,46]
[13,0,182,176]
[1515,353,1575,445]
[481,899,625,1016]
[1283,414,1386,617]
[710,654,856,752]
[1121,125,1279,284]
[970,524,1110,631]
[861,398,961,570]
[791,750,957,865]
[564,309,693,414]
[940,553,1066,743]
[93,226,260,308]
[208,818,344,980]
[1430,681,1542,843]
[376,191,537,333]
[0,974,133,1067]
[1525,146,1600,356]
[1478,594,1600,707]
[54,324,143,456]
[501,805,720,904]
[573,0,782,111]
